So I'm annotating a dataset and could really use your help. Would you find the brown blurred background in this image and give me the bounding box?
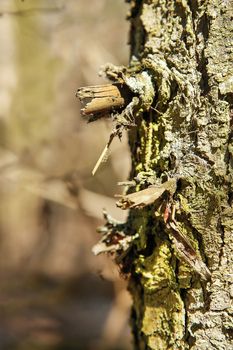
[0,1,132,349]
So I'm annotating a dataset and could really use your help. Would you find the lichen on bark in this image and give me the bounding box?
[122,0,233,349]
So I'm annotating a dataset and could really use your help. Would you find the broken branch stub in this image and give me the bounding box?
[76,67,155,175]
[76,83,133,175]
[76,83,129,121]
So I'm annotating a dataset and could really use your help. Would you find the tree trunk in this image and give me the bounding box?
[125,1,233,349]
[79,0,232,349]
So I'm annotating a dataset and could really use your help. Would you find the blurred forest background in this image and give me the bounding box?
[0,1,132,349]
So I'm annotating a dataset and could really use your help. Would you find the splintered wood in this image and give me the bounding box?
[92,133,114,176]
[76,84,126,118]
[76,83,129,175]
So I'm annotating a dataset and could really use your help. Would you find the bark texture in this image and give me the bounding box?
[124,1,233,349]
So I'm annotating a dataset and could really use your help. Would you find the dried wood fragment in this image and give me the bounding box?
[116,178,177,209]
[76,83,132,175]
[76,83,128,120]
[92,210,137,256]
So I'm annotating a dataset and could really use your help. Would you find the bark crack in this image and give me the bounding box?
[218,217,225,268]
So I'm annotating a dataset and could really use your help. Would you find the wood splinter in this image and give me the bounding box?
[92,133,114,176]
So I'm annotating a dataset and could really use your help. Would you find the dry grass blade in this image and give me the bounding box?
[92,133,115,176]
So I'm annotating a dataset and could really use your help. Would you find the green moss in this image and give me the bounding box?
[135,239,175,293]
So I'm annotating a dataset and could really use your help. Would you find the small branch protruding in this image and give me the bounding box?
[76,83,129,121]
[76,82,133,175]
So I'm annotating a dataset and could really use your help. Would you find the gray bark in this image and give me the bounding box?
[123,1,233,349]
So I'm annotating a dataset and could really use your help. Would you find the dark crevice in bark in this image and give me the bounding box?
[128,125,142,179]
[130,273,146,350]
[228,119,233,176]
[180,214,211,276]
[120,243,137,275]
[175,1,194,51]
[126,0,143,19]
[180,287,189,340]
[228,190,233,207]
[197,51,210,95]
[224,135,232,172]
[128,1,146,58]
[166,79,179,105]
[130,17,147,58]
[222,325,233,342]
[220,93,233,108]
[201,279,211,312]
[196,12,210,95]
[187,324,201,347]
[130,297,142,349]
[192,238,209,274]
[173,255,179,285]
[217,217,225,267]
[174,3,188,31]
[197,12,209,42]
[224,112,233,207]
[229,108,233,127]
[187,0,198,17]
[141,233,156,257]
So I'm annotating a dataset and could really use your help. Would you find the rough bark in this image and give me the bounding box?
[125,1,233,349]
[79,0,233,349]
